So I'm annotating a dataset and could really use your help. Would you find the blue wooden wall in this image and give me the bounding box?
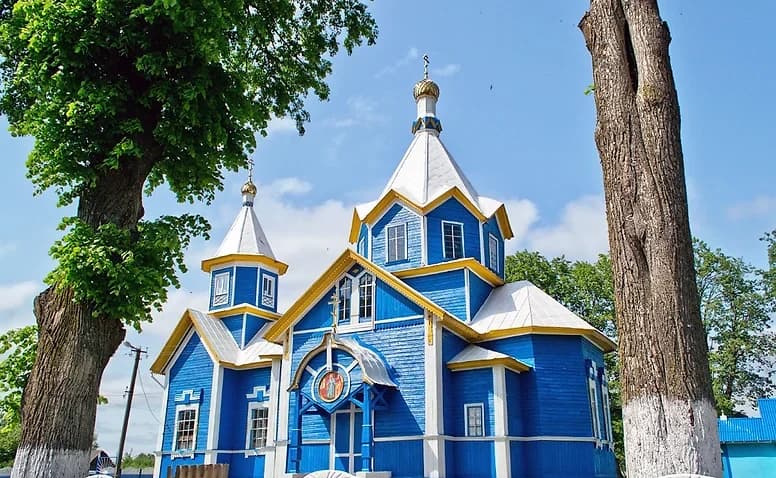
[426,198,480,265]
[722,443,776,478]
[441,329,470,434]
[244,314,269,345]
[446,440,496,478]
[373,440,424,478]
[159,332,213,477]
[404,270,467,321]
[371,203,422,271]
[445,368,495,437]
[234,266,258,306]
[505,369,523,436]
[221,315,243,347]
[468,272,493,319]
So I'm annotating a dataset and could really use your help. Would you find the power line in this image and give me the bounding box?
[138,371,161,425]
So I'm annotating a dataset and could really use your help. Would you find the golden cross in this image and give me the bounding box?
[423,54,430,79]
[327,291,339,335]
[246,158,255,182]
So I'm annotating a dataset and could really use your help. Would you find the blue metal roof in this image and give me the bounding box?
[719,398,776,443]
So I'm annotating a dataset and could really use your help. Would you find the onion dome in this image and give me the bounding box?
[413,78,440,101]
[241,180,257,196]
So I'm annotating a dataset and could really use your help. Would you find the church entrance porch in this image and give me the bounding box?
[332,405,363,472]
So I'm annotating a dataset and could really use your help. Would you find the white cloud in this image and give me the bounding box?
[329,96,386,129]
[0,281,40,331]
[374,47,419,78]
[266,177,313,196]
[522,195,609,261]
[727,195,776,220]
[265,116,297,135]
[0,242,16,258]
[432,63,461,77]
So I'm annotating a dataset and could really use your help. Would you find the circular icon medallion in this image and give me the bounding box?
[317,371,345,402]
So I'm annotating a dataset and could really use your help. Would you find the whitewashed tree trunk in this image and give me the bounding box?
[579,1,722,477]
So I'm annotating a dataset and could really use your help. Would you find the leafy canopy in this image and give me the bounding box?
[0,0,377,327]
[0,326,36,428]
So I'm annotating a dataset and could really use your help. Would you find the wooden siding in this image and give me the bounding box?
[520,441,598,478]
[445,368,495,437]
[244,314,268,346]
[505,369,523,436]
[468,271,493,319]
[220,315,243,347]
[217,367,272,450]
[234,266,258,306]
[446,440,496,478]
[482,216,504,279]
[426,197,480,265]
[374,440,424,478]
[371,203,422,272]
[404,270,467,321]
[294,288,336,332]
[442,330,470,435]
[160,332,213,478]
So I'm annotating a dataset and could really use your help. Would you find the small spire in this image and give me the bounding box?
[241,158,257,205]
[423,54,429,79]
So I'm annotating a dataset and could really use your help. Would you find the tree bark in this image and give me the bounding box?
[12,157,153,478]
[579,1,721,477]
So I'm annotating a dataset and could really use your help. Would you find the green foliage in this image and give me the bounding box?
[121,452,155,469]
[47,215,209,328]
[0,0,377,327]
[0,326,37,428]
[694,238,776,416]
[0,420,21,468]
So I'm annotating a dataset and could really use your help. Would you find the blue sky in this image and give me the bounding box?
[1,0,774,457]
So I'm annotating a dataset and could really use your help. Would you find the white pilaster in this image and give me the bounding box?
[275,330,294,477]
[492,365,510,478]
[153,374,169,478]
[204,363,224,464]
[421,215,428,266]
[264,357,282,477]
[423,311,445,477]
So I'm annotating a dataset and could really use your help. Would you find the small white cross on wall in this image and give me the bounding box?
[327,291,339,335]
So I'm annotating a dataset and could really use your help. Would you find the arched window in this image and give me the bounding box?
[338,277,351,324]
[358,273,374,321]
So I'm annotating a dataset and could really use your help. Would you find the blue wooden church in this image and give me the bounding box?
[150,71,618,478]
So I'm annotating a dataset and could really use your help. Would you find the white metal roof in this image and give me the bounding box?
[470,280,599,334]
[337,335,398,388]
[448,344,515,364]
[189,309,282,365]
[214,202,276,259]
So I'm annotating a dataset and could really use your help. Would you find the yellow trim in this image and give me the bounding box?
[393,258,505,286]
[264,249,452,343]
[201,254,289,275]
[476,326,616,353]
[440,316,479,341]
[447,357,531,374]
[348,187,515,244]
[220,359,275,370]
[209,304,281,321]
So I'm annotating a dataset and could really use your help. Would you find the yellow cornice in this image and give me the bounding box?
[393,258,505,286]
[476,325,616,353]
[209,304,281,321]
[348,187,514,243]
[440,315,479,341]
[220,359,274,370]
[447,356,531,374]
[201,254,289,275]
[264,249,452,343]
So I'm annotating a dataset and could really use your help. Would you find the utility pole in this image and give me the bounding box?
[115,341,146,478]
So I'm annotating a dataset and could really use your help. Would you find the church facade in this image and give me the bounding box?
[151,72,618,478]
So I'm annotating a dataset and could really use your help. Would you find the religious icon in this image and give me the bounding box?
[318,371,345,402]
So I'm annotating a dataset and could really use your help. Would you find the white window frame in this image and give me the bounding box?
[488,233,499,272]
[336,270,375,331]
[172,403,199,457]
[442,221,464,260]
[386,223,408,263]
[464,402,485,437]
[245,402,270,453]
[602,373,614,448]
[357,236,366,257]
[588,366,602,444]
[261,275,276,308]
[213,272,230,306]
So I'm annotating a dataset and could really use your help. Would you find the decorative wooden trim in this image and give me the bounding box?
[209,303,281,321]
[201,254,289,275]
[476,326,616,353]
[448,357,530,374]
[393,257,505,286]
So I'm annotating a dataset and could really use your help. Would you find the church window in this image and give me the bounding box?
[358,236,367,257]
[338,277,352,324]
[246,403,269,449]
[359,273,374,320]
[588,367,602,440]
[386,224,407,262]
[464,403,484,437]
[173,405,198,451]
[602,373,613,447]
[261,275,276,308]
[442,221,464,259]
[213,272,230,306]
[488,234,499,272]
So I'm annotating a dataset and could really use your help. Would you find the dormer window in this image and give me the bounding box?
[386,224,407,262]
[335,270,375,329]
[261,275,276,308]
[213,272,230,306]
[442,221,464,259]
[488,234,499,272]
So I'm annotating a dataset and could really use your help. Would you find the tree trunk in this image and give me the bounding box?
[579,1,721,477]
[12,158,152,478]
